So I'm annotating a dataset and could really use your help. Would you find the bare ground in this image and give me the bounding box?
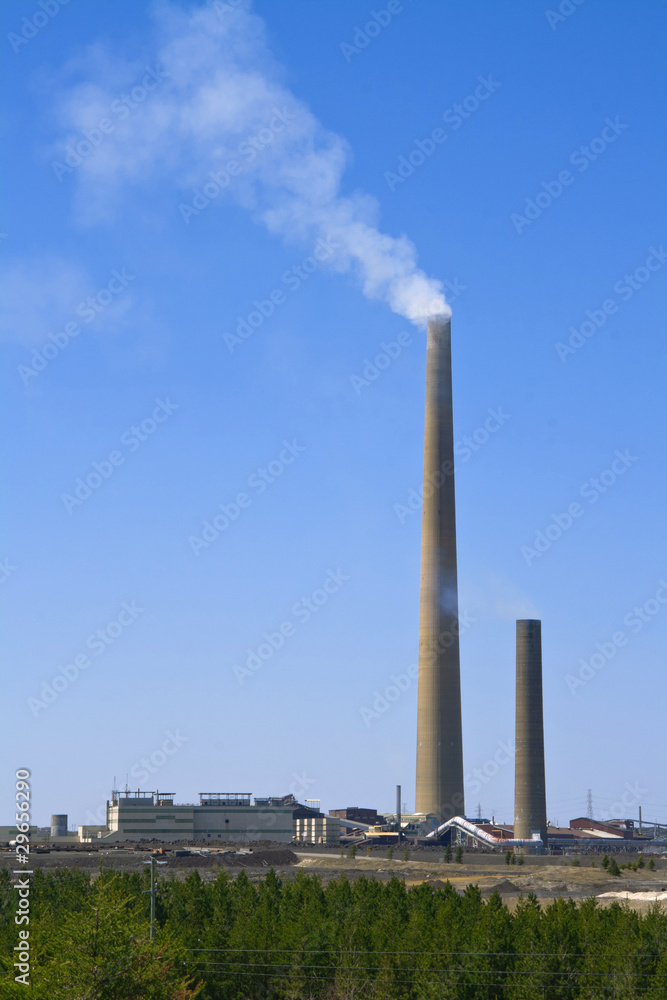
[4,846,666,910]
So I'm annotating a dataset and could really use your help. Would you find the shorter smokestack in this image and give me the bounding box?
[514,620,547,846]
[396,784,402,839]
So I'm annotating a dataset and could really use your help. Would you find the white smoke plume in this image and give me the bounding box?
[51,0,449,325]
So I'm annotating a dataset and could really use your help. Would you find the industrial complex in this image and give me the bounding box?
[7,316,664,856]
[2,799,664,854]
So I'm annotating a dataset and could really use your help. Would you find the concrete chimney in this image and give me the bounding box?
[514,620,548,845]
[415,315,465,821]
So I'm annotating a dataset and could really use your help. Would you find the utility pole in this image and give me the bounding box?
[150,860,155,941]
[639,806,642,834]
[142,857,167,943]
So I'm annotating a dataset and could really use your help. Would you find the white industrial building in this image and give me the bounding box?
[293,814,340,844]
[91,791,294,843]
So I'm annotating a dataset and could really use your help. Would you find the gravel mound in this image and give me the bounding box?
[487,879,522,894]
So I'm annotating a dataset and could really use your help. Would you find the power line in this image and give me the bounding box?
[181,946,667,959]
[176,964,667,981]
[182,961,667,978]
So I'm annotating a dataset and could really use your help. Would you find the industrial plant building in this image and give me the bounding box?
[2,791,342,845]
[98,791,293,843]
[91,791,294,842]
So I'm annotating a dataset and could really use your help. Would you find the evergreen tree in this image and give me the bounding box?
[5,873,199,999]
[3,861,667,998]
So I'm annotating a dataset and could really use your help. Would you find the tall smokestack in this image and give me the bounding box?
[415,315,464,821]
[514,620,548,845]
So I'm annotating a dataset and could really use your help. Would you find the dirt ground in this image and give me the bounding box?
[292,851,667,911]
[4,845,666,911]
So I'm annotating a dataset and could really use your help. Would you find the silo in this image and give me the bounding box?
[51,814,68,838]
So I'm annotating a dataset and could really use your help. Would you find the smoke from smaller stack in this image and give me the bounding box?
[514,620,548,845]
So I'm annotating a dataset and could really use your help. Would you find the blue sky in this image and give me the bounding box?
[1,0,665,830]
